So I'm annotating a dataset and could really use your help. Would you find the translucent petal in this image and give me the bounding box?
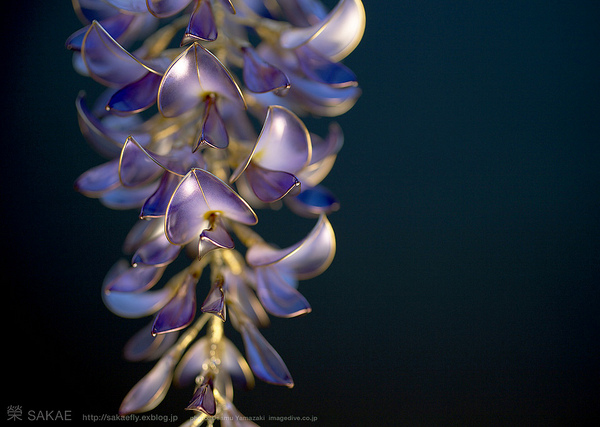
[103,259,130,286]
[299,151,336,188]
[165,169,257,245]
[105,264,166,292]
[100,181,160,210]
[285,185,340,218]
[102,283,173,318]
[255,266,310,318]
[119,137,166,187]
[245,163,300,203]
[76,92,131,157]
[107,71,161,115]
[119,354,176,415]
[240,322,294,387]
[242,46,290,94]
[199,216,234,259]
[277,0,327,26]
[102,0,149,13]
[310,122,344,169]
[183,0,217,43]
[66,14,135,51]
[147,0,192,18]
[73,0,120,24]
[152,273,198,334]
[279,0,366,62]
[74,159,120,197]
[246,214,335,279]
[81,21,154,87]
[132,232,181,267]
[124,321,179,361]
[230,106,310,182]
[200,277,226,321]
[195,96,229,150]
[221,338,254,390]
[253,105,311,172]
[123,217,164,253]
[186,376,216,415]
[141,173,181,219]
[173,337,209,387]
[158,43,245,118]
[289,75,362,117]
[224,270,270,329]
[295,45,357,88]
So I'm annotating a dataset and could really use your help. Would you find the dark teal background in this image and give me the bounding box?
[3,1,599,425]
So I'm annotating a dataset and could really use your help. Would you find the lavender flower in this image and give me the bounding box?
[67,0,365,423]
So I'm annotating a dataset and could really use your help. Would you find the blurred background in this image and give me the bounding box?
[3,1,599,425]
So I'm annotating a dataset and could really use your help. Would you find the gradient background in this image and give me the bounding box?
[3,1,599,425]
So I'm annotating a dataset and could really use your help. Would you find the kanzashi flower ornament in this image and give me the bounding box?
[67,0,364,424]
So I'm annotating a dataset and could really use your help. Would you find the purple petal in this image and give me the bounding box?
[201,276,226,321]
[158,43,245,118]
[76,93,128,157]
[183,0,217,43]
[288,74,362,117]
[242,46,290,94]
[245,163,300,203]
[164,170,210,245]
[119,354,175,415]
[140,173,181,219]
[199,215,235,258]
[119,136,166,187]
[102,284,173,318]
[147,0,193,18]
[224,270,270,328]
[285,185,340,218]
[123,218,163,253]
[102,0,149,14]
[173,337,209,386]
[295,45,357,87]
[279,0,366,62]
[252,105,311,172]
[152,273,198,335]
[221,338,254,390]
[74,159,120,197]
[124,322,179,362]
[190,43,245,108]
[66,14,136,51]
[186,376,216,415]
[240,322,294,387]
[277,0,327,26]
[298,122,344,186]
[132,232,181,267]
[255,266,311,318]
[100,181,160,209]
[81,20,152,87]
[230,105,310,182]
[195,95,229,150]
[310,122,344,164]
[165,169,257,245]
[107,72,161,115]
[72,0,120,24]
[246,215,335,279]
[105,264,166,293]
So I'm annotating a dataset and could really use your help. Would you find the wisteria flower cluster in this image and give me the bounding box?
[67,0,364,425]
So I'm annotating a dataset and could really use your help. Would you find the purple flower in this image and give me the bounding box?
[67,0,365,421]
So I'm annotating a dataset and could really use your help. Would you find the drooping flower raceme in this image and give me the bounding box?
[67,0,364,424]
